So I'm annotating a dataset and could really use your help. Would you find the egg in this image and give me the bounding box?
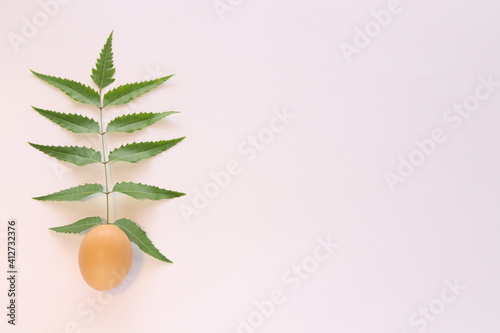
[78,224,132,291]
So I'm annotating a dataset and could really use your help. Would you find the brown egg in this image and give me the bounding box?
[78,224,132,291]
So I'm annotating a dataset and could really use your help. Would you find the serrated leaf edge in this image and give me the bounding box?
[107,138,185,163]
[33,183,104,201]
[32,106,100,133]
[49,216,102,234]
[112,181,186,200]
[30,70,100,107]
[114,218,172,263]
[106,111,179,133]
[91,31,115,89]
[102,75,174,107]
[28,143,102,165]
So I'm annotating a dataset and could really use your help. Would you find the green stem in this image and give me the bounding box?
[99,98,110,224]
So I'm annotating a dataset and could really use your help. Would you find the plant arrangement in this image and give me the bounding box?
[30,32,185,291]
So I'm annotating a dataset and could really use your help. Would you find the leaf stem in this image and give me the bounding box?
[99,103,110,224]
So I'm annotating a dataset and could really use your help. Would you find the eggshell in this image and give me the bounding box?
[79,224,132,291]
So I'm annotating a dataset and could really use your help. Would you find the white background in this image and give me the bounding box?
[1,0,500,332]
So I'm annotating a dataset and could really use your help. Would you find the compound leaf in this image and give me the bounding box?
[106,111,178,133]
[91,31,115,90]
[29,143,102,166]
[32,107,100,133]
[30,70,100,107]
[108,138,184,163]
[112,182,185,200]
[114,218,172,263]
[34,183,103,201]
[103,75,173,107]
[50,216,102,233]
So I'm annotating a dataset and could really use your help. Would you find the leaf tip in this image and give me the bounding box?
[30,69,42,78]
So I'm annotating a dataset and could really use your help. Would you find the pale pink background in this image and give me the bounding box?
[1,0,500,332]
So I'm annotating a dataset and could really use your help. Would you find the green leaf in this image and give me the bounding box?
[50,216,102,233]
[30,70,101,107]
[106,111,178,133]
[103,75,173,107]
[34,183,103,201]
[29,143,102,166]
[91,31,115,90]
[32,107,100,133]
[114,218,172,263]
[112,182,185,200]
[108,138,184,163]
